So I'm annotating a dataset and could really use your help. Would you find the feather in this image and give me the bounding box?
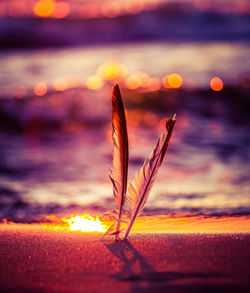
[124,115,176,240]
[107,84,129,240]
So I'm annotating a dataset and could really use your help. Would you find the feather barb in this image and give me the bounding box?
[108,84,128,240]
[124,115,176,239]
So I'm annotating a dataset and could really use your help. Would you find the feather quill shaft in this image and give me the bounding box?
[109,84,128,239]
[124,115,176,239]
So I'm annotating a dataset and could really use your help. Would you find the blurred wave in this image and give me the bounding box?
[0,85,249,222]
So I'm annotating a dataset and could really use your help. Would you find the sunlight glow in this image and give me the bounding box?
[62,215,106,232]
[3,215,250,235]
[43,214,107,232]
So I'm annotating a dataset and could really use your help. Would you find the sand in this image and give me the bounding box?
[0,224,250,293]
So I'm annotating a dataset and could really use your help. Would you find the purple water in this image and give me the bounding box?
[0,84,249,222]
[0,0,250,222]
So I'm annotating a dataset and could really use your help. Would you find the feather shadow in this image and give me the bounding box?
[105,241,235,293]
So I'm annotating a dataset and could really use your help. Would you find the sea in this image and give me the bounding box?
[0,0,250,222]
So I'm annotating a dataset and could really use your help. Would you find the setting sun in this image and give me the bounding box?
[44,215,107,232]
[62,215,106,232]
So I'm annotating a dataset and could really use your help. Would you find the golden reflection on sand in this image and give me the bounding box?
[2,215,249,234]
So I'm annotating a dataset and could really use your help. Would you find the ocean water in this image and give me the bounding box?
[0,1,250,222]
[0,81,250,222]
[1,42,250,97]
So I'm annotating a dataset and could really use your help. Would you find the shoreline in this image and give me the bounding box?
[2,214,250,233]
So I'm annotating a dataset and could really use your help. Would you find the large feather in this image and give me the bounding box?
[108,84,128,239]
[124,115,176,239]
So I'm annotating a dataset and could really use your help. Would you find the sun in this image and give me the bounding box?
[61,215,106,232]
[43,214,107,232]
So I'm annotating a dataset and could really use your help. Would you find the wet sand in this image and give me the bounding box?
[0,224,249,293]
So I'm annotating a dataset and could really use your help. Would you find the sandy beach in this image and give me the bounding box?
[0,224,249,293]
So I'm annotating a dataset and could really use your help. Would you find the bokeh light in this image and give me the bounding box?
[125,73,141,90]
[100,2,121,18]
[150,77,161,91]
[53,1,70,19]
[34,82,47,96]
[97,60,127,80]
[0,0,248,20]
[162,74,171,89]
[138,72,152,88]
[86,76,103,90]
[168,73,183,89]
[124,71,153,90]
[34,0,55,17]
[80,3,99,19]
[53,78,68,91]
[210,77,223,91]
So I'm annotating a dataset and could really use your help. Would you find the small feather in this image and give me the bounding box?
[124,115,176,240]
[106,84,129,239]
[103,223,116,236]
